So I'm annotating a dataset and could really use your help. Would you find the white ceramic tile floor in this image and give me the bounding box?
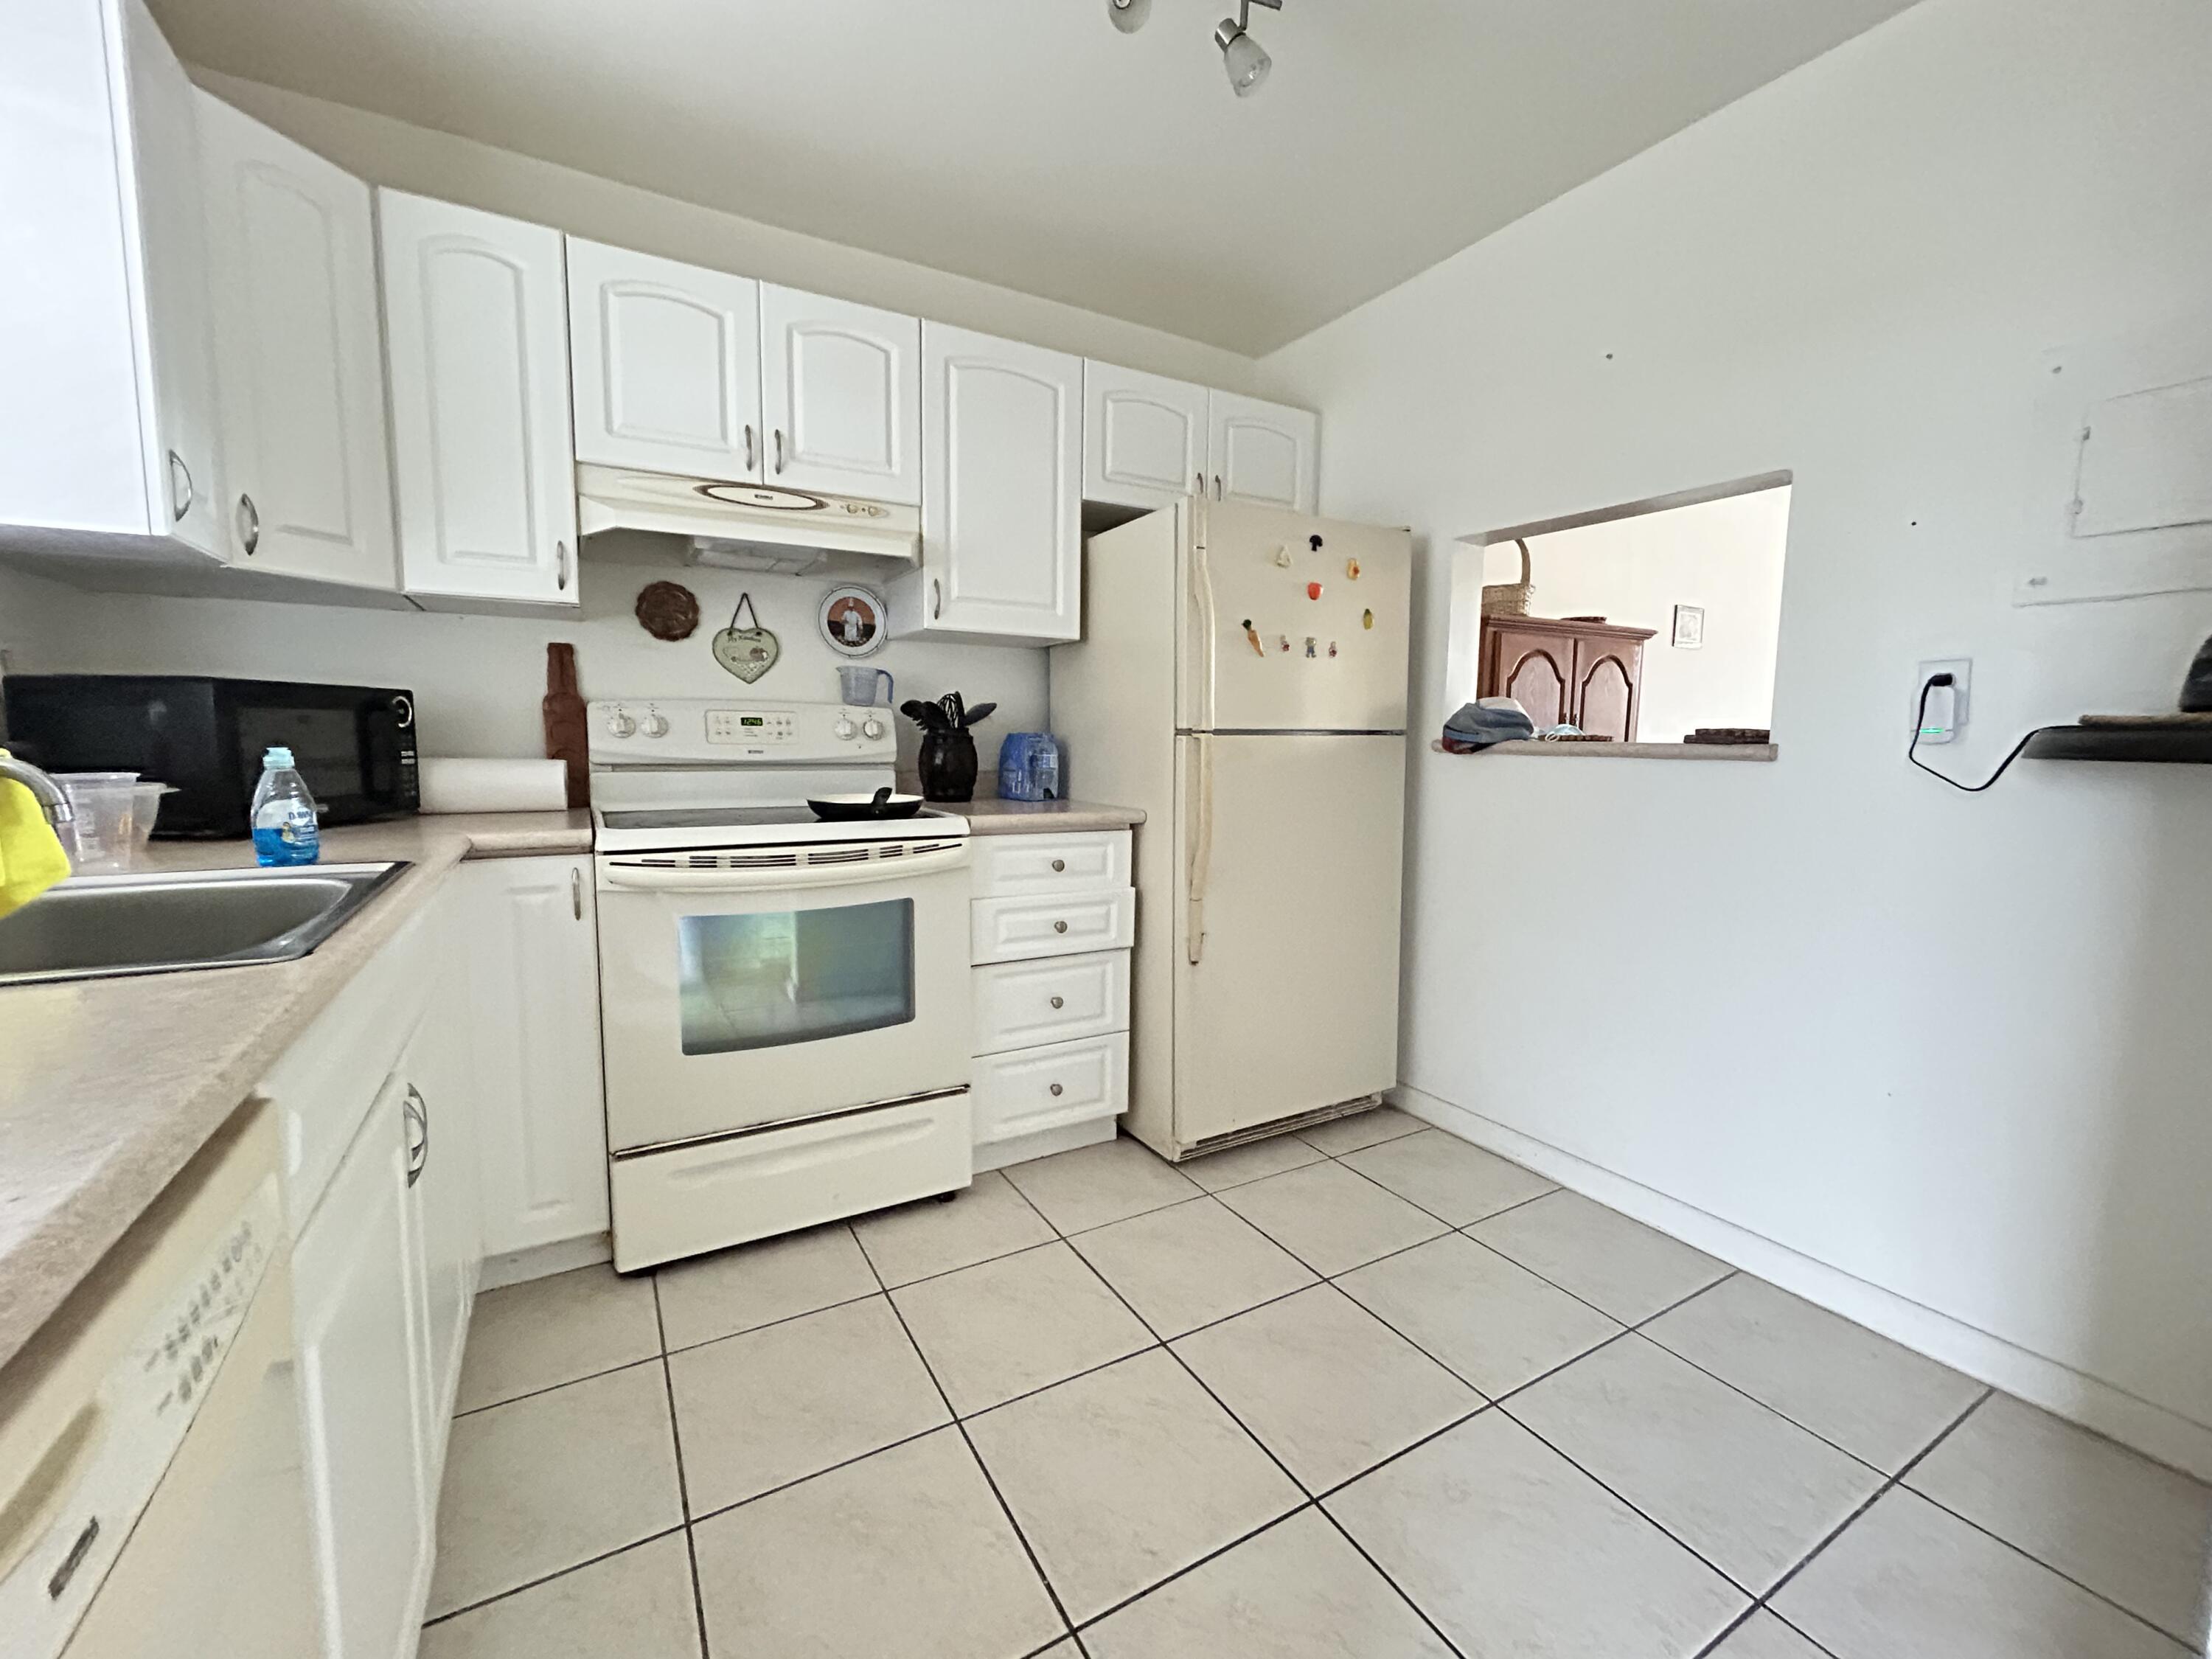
[425,1115,2211,1658]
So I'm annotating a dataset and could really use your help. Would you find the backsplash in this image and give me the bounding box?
[0,537,1046,776]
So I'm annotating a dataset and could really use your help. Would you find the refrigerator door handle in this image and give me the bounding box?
[1190,527,1217,733]
[1186,733,1214,965]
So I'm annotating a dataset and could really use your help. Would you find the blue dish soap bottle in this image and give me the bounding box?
[251,746,321,866]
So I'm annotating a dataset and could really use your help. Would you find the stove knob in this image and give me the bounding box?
[639,709,669,738]
[861,716,886,740]
[605,708,637,738]
[834,716,858,740]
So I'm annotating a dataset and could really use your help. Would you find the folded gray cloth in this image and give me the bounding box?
[1442,698,1534,752]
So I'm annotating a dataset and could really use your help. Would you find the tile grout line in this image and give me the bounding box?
[451,1351,667,1419]
[1053,1220,1475,1659]
[418,1525,693,1630]
[1688,1386,1998,1659]
[855,1207,1089,1656]
[651,1270,715,1659]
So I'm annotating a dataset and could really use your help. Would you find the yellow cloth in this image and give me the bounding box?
[0,748,72,920]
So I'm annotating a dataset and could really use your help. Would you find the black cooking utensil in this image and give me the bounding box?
[961,701,997,727]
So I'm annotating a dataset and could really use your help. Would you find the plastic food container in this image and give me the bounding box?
[126,782,172,866]
[57,771,139,872]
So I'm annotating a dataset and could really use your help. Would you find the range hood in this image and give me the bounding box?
[576,463,920,577]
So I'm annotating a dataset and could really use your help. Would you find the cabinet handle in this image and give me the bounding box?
[237,493,260,556]
[1212,473,1223,500]
[403,1085,430,1186]
[167,451,195,522]
[743,424,756,473]
[1048,1082,1064,1097]
[1050,858,1065,872]
[1053,919,1069,934]
[1194,471,1203,496]
[1049,995,1065,1009]
[571,867,583,920]
[773,428,785,473]
[931,577,942,621]
[556,541,570,591]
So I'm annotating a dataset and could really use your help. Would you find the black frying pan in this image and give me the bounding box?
[807,786,925,821]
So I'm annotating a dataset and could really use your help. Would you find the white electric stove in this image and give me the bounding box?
[588,698,973,1271]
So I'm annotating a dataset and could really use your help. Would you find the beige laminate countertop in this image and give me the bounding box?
[942,799,1146,833]
[0,811,591,1371]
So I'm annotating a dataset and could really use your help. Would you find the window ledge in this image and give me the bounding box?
[1432,740,1778,762]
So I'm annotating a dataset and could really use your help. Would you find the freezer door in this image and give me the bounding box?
[1173,733,1406,1146]
[1179,501,1411,734]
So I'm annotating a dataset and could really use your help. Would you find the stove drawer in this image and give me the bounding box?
[973,950,1130,1056]
[970,888,1135,965]
[972,1033,1127,1144]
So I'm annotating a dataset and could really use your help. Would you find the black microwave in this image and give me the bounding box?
[1,675,420,838]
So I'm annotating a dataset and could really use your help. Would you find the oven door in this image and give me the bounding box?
[596,840,973,1152]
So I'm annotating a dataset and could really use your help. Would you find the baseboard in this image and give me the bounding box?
[974,1116,1115,1172]
[478,1231,615,1292]
[1394,1082,2212,1482]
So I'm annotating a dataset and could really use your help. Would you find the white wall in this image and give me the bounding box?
[1265,0,2212,1469]
[0,541,1041,778]
[191,71,1259,393]
[1454,488,1790,741]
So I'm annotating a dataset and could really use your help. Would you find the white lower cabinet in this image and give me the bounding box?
[462,856,611,1256]
[291,1074,434,1659]
[970,830,1133,1170]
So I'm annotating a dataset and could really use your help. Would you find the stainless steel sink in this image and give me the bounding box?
[0,863,408,987]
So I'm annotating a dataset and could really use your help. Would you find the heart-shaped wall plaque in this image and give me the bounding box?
[712,593,780,684]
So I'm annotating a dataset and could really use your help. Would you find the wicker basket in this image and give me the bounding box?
[1481,538,1534,618]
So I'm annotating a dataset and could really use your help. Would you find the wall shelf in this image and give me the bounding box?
[2024,724,2212,764]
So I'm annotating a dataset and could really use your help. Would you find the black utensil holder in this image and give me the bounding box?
[918,728,978,802]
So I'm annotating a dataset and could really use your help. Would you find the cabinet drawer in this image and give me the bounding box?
[972,832,1130,899]
[971,888,1135,964]
[973,950,1130,1056]
[973,1033,1127,1145]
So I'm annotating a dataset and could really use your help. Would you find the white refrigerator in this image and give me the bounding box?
[1051,498,1411,1159]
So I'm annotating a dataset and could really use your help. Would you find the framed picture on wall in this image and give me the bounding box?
[1672,604,1706,649]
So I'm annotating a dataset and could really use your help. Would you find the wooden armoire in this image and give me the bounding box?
[1478,616,1658,741]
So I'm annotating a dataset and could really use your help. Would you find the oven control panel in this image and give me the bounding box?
[589,700,895,765]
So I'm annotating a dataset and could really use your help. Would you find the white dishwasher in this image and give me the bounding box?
[0,1102,320,1659]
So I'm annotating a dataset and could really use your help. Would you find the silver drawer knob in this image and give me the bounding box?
[1049,995,1065,1009]
[1051,858,1066,872]
[1053,919,1069,933]
[1049,1083,1064,1096]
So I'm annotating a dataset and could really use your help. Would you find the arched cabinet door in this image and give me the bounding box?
[568,238,762,481]
[759,285,921,504]
[1574,640,1642,742]
[1084,361,1208,510]
[379,190,577,606]
[1487,627,1571,730]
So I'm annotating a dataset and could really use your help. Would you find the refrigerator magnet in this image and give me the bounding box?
[1242,619,1265,657]
[1307,581,1324,600]
[1346,557,1360,580]
[1363,608,1374,630]
[1304,636,1318,658]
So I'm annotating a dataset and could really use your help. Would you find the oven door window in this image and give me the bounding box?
[676,898,916,1056]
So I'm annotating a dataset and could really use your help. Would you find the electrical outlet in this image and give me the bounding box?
[1913,658,1971,744]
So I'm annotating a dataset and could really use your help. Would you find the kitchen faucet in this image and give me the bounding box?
[0,754,75,824]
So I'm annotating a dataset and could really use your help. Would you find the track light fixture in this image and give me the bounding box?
[1108,0,1284,99]
[1214,0,1279,97]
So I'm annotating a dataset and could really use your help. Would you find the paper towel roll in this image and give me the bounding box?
[418,758,569,815]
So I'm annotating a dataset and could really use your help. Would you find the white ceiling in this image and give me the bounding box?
[151,0,1918,356]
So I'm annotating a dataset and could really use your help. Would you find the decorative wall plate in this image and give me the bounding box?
[818,585,888,658]
[712,594,780,683]
[634,580,700,641]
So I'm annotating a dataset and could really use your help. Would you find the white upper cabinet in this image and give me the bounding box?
[568,238,763,481]
[197,93,396,588]
[379,191,580,608]
[0,0,220,560]
[759,285,922,504]
[897,323,1082,643]
[1208,390,1319,513]
[1083,361,1210,511]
